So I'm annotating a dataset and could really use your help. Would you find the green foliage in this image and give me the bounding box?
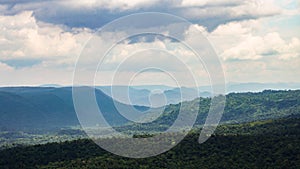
[1,89,300,168]
[117,90,300,132]
[0,117,299,169]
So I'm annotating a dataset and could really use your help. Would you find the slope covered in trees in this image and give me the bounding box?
[118,90,300,132]
[0,87,299,132]
[0,116,299,168]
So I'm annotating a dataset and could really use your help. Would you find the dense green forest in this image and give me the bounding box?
[0,90,299,168]
[117,90,300,133]
[0,116,299,169]
[1,88,299,132]
[1,90,300,148]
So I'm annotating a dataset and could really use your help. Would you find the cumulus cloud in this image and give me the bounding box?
[0,11,92,68]
[179,0,280,18]
[208,21,300,61]
[0,0,299,86]
[100,39,200,73]
[0,0,283,31]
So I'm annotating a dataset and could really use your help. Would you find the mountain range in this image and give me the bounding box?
[38,82,300,107]
[0,86,299,132]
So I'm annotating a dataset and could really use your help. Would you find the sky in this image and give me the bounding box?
[0,0,299,87]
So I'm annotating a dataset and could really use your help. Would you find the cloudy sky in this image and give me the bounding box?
[0,0,299,86]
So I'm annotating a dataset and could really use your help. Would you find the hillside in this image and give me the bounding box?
[0,88,299,133]
[118,90,300,132]
[0,87,135,130]
[0,117,299,168]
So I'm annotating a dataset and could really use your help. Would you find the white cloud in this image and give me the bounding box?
[222,57,300,83]
[0,11,92,63]
[0,65,74,86]
[178,0,281,20]
[231,0,281,17]
[80,35,210,87]
[179,0,241,7]
[0,1,299,86]
[0,62,13,71]
[207,20,300,61]
[219,32,300,61]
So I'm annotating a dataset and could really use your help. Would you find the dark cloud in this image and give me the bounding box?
[0,0,281,32]
[1,59,42,69]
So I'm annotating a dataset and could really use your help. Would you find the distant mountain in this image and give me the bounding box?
[198,82,300,93]
[97,86,211,107]
[97,86,152,106]
[39,84,62,88]
[0,87,143,131]
[97,83,300,106]
[131,85,174,91]
[226,82,300,93]
[164,87,211,104]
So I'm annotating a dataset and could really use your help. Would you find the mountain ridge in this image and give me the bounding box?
[0,87,299,132]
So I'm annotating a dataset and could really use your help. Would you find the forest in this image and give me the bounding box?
[0,90,300,168]
[0,116,299,168]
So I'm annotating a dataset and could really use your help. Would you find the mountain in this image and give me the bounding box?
[97,86,210,107]
[0,87,79,130]
[0,87,299,133]
[97,86,152,106]
[39,84,62,88]
[97,83,300,106]
[198,82,300,93]
[0,87,142,131]
[130,85,174,91]
[163,87,211,104]
[117,90,300,132]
